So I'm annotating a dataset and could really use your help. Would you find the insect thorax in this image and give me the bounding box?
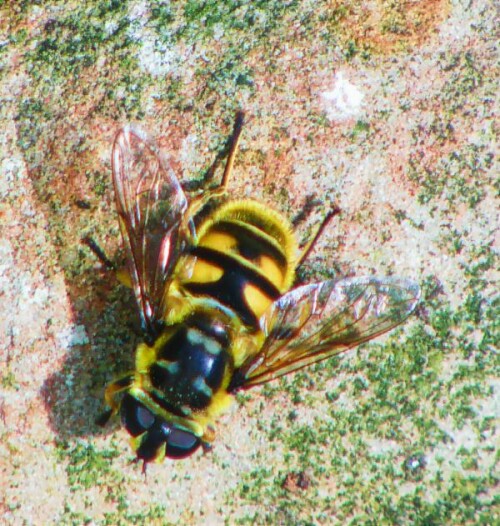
[135,312,235,417]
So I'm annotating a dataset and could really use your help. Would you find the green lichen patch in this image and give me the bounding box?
[406,50,496,210]
[55,439,123,492]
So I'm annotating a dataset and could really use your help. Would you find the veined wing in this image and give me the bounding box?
[112,125,188,335]
[234,276,420,389]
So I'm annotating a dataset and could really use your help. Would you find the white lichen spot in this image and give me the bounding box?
[213,23,225,41]
[56,324,90,349]
[104,19,119,36]
[0,157,27,198]
[138,37,177,77]
[180,133,201,173]
[31,285,50,306]
[321,72,365,121]
[128,0,178,77]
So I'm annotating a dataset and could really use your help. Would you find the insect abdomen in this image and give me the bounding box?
[182,200,297,327]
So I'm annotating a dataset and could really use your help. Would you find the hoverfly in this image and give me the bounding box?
[95,112,420,466]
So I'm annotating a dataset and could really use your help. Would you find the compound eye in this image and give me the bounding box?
[165,427,201,459]
[120,393,155,437]
[136,405,155,429]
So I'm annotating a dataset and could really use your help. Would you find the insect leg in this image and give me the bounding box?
[182,111,245,227]
[219,110,245,191]
[296,207,340,268]
[82,236,133,288]
[182,111,245,193]
[82,236,116,270]
[202,424,216,445]
[96,373,135,426]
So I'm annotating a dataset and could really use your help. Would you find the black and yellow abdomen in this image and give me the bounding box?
[181,199,298,328]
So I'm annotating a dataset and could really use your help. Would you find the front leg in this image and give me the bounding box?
[96,373,135,426]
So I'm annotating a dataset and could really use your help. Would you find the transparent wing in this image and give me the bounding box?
[112,125,188,334]
[235,277,420,389]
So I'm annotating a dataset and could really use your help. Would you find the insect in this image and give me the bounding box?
[95,112,420,466]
